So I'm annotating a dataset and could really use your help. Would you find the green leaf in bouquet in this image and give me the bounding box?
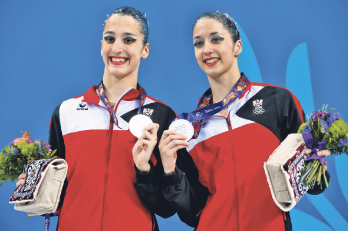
[326,143,338,150]
[298,123,307,133]
[323,133,331,142]
[0,132,58,187]
[47,149,57,159]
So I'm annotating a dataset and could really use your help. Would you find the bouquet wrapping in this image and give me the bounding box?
[0,132,68,217]
[9,158,67,216]
[265,106,348,211]
[264,133,310,211]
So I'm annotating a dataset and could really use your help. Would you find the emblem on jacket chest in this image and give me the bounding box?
[77,102,88,111]
[142,108,154,116]
[253,99,265,114]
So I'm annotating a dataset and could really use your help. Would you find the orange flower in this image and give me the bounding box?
[11,131,31,145]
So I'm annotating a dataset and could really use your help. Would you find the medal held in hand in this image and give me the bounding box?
[129,114,153,138]
[169,119,194,142]
[170,74,250,140]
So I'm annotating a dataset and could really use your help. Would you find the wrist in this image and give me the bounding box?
[134,162,156,183]
[161,167,184,186]
[136,162,151,173]
[163,164,176,175]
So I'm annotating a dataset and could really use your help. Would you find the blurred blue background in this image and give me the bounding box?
[1,0,347,230]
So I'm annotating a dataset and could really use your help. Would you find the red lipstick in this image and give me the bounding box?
[109,56,129,65]
[204,57,219,66]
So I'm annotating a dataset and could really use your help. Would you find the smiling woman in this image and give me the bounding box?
[192,13,242,102]
[14,6,178,231]
[101,11,149,99]
[158,11,332,231]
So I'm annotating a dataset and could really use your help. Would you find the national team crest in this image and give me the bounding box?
[253,99,265,114]
[143,108,154,116]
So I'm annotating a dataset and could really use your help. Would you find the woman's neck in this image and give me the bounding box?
[208,72,241,104]
[101,74,137,103]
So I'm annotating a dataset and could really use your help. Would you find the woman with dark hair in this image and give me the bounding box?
[159,11,331,231]
[16,6,176,231]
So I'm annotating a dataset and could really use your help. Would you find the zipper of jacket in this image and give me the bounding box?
[99,89,133,231]
[226,112,240,231]
[82,88,135,230]
[100,113,114,231]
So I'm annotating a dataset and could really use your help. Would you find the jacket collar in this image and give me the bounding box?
[83,85,141,105]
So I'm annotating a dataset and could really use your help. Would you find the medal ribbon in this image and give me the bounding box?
[45,213,50,231]
[97,82,147,128]
[177,73,250,138]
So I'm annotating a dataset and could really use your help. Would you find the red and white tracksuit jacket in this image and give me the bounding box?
[49,85,176,231]
[162,77,328,231]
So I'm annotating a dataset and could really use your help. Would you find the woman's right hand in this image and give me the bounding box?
[16,173,26,187]
[132,123,160,173]
[159,130,189,174]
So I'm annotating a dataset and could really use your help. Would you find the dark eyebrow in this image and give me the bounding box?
[123,32,136,37]
[193,32,220,40]
[210,32,220,36]
[103,31,137,37]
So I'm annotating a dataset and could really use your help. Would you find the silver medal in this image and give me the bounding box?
[169,119,194,142]
[129,114,153,138]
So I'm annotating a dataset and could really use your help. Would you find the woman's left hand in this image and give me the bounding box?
[305,149,331,171]
[132,123,159,173]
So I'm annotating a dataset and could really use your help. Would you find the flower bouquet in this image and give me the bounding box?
[298,105,348,189]
[265,105,348,212]
[1,131,67,231]
[0,131,57,186]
